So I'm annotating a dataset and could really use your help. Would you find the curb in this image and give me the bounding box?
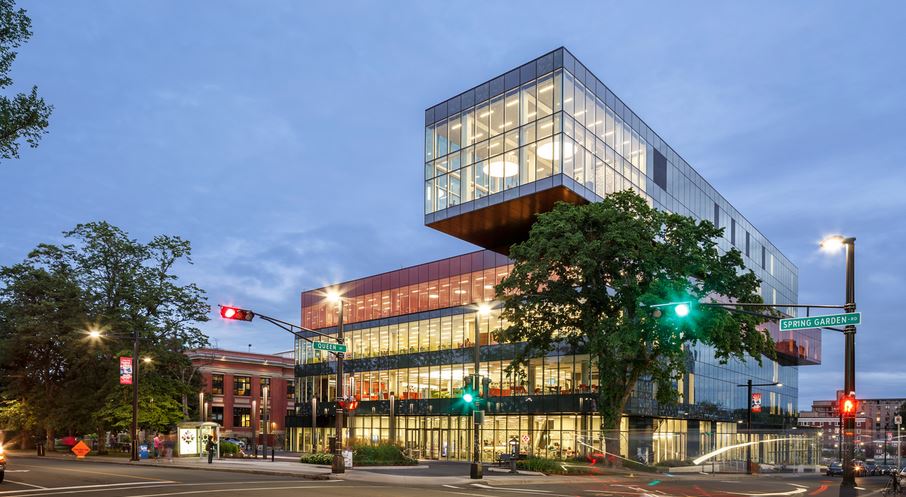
[11,453,332,481]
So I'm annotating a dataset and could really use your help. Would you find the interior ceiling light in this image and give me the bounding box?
[485,157,519,178]
[537,141,574,161]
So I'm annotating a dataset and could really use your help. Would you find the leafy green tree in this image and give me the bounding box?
[0,253,86,446]
[0,222,209,449]
[0,0,52,162]
[495,190,774,461]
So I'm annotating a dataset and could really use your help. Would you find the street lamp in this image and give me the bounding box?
[326,290,346,474]
[821,234,857,487]
[87,327,143,462]
[736,380,782,474]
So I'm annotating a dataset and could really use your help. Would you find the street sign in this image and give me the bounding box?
[779,312,861,331]
[71,440,91,459]
[896,415,902,426]
[312,341,347,353]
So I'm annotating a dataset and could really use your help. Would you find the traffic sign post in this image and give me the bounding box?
[779,312,861,331]
[313,341,347,353]
[71,440,91,459]
[897,416,902,473]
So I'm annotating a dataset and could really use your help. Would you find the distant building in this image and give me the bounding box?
[187,348,295,447]
[799,396,905,462]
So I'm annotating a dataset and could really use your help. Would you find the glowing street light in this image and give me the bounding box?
[674,303,690,317]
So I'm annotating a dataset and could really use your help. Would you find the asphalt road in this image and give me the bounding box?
[0,457,894,497]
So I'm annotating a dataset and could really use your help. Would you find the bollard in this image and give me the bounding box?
[271,447,275,462]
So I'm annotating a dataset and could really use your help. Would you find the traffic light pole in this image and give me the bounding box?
[747,379,752,474]
[471,311,482,480]
[842,238,857,487]
[332,300,346,474]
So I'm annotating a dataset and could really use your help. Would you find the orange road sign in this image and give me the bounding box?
[71,440,91,459]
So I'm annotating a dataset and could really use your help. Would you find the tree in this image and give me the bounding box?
[0,222,208,449]
[0,0,52,162]
[495,190,774,461]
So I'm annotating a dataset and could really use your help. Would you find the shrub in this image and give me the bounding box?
[219,442,239,456]
[353,443,417,466]
[516,457,602,475]
[658,458,695,467]
[299,452,334,465]
[622,459,659,473]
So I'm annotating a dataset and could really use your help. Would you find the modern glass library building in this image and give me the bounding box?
[286,48,820,466]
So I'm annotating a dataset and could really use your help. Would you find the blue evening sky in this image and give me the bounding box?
[2,1,904,408]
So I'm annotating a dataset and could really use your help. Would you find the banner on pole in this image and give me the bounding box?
[120,356,133,385]
[751,393,763,413]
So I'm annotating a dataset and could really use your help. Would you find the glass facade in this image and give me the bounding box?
[424,48,798,318]
[287,48,819,466]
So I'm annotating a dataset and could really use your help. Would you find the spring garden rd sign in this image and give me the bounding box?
[779,312,861,331]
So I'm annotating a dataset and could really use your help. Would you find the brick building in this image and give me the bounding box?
[188,349,295,447]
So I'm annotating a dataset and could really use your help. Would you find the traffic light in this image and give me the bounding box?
[841,394,858,418]
[651,301,692,319]
[220,306,254,321]
[460,374,480,409]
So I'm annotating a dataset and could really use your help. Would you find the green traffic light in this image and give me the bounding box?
[462,393,473,403]
[674,303,690,317]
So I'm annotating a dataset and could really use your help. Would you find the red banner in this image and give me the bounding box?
[120,357,133,385]
[751,393,763,413]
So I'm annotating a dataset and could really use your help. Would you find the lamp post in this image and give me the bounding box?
[130,327,140,461]
[327,291,346,474]
[263,384,269,461]
[471,303,492,479]
[736,380,782,474]
[821,235,856,486]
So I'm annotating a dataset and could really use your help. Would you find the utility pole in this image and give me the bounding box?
[130,328,140,461]
[331,297,346,474]
[841,238,857,487]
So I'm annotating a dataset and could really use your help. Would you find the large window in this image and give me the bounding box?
[234,376,251,396]
[211,374,224,395]
[233,407,250,427]
[210,406,224,424]
[260,377,270,397]
[287,380,295,400]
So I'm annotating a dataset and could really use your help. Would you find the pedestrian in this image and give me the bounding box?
[205,435,216,464]
[152,434,162,463]
[164,433,173,463]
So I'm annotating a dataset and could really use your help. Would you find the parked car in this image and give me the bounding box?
[864,462,878,476]
[853,461,867,477]
[827,462,843,476]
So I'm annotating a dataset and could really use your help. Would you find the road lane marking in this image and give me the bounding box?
[471,484,553,493]
[444,485,463,489]
[807,484,828,496]
[3,481,47,489]
[120,485,363,497]
[0,481,174,495]
[724,489,807,496]
[15,464,168,481]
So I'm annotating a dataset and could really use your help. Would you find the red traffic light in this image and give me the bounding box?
[220,306,254,321]
[841,395,858,416]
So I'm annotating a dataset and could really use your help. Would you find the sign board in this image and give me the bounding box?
[343,449,353,468]
[139,444,149,459]
[71,440,90,459]
[751,393,763,413]
[179,428,198,455]
[521,434,530,444]
[119,357,133,385]
[896,415,902,426]
[313,341,347,353]
[779,312,861,331]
